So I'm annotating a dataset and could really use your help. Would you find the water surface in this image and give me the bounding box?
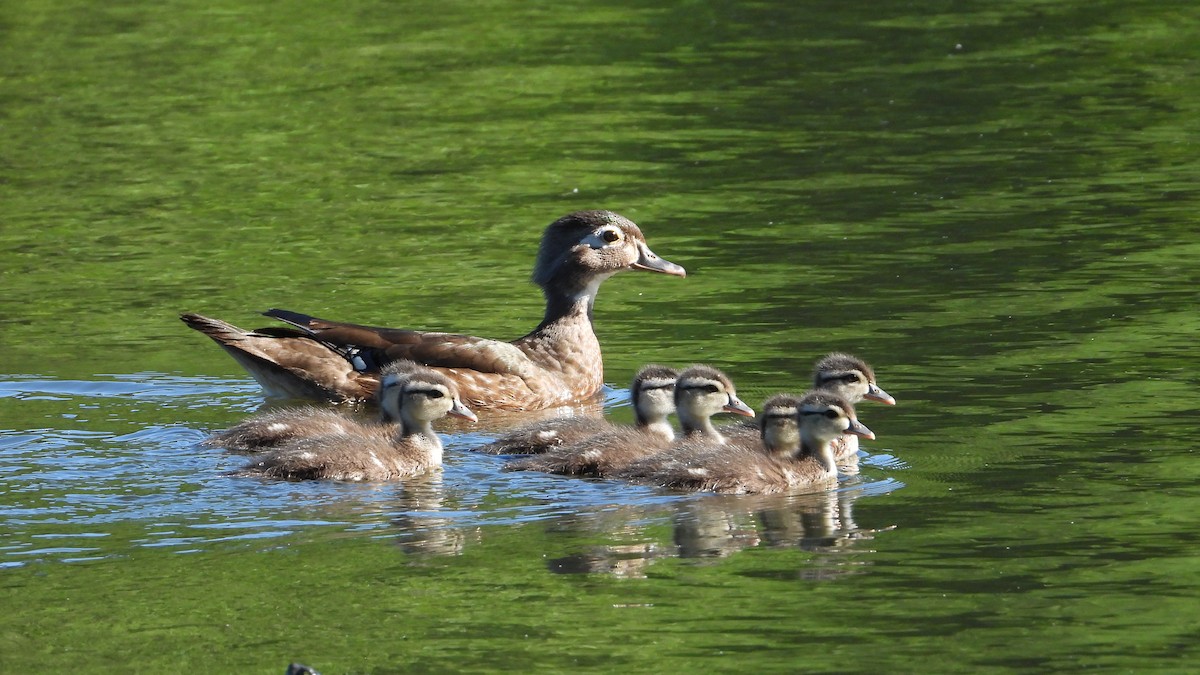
[2,0,1198,671]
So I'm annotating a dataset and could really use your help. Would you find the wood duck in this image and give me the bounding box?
[202,361,425,452]
[472,364,678,454]
[182,210,685,410]
[618,390,874,495]
[812,352,894,406]
[233,364,476,481]
[811,352,894,461]
[504,364,753,477]
[203,406,367,453]
[673,365,755,443]
[724,352,893,461]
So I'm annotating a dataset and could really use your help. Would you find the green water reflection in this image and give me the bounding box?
[2,0,1198,671]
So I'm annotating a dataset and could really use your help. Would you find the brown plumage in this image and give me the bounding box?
[811,352,894,462]
[673,365,755,442]
[203,360,426,452]
[811,352,895,407]
[504,364,752,477]
[202,406,375,453]
[183,210,685,410]
[618,391,874,495]
[724,352,894,462]
[472,364,678,455]
[233,365,476,481]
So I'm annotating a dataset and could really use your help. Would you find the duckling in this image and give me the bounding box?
[810,352,894,461]
[234,365,476,481]
[618,391,873,495]
[202,406,361,453]
[810,352,895,405]
[182,210,685,410]
[202,361,424,453]
[723,352,893,460]
[472,364,678,454]
[618,393,800,484]
[505,364,753,477]
[673,365,755,442]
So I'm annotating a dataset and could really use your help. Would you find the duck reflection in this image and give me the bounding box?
[389,474,481,557]
[543,480,900,577]
[673,499,761,558]
[546,542,667,578]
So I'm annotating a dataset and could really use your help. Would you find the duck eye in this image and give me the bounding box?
[823,409,839,419]
[425,390,445,399]
[601,229,621,243]
[703,384,720,394]
[845,374,861,383]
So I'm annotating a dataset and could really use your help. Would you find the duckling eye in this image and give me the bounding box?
[601,229,621,243]
[823,410,839,419]
[425,390,445,399]
[703,384,720,394]
[844,374,861,383]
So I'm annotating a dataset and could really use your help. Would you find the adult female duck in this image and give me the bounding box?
[182,210,685,410]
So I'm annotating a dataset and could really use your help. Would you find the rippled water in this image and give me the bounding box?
[3,0,1199,671]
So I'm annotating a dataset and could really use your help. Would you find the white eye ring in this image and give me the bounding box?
[581,228,623,249]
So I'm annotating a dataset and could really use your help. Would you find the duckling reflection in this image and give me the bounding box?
[389,473,481,557]
[673,500,761,559]
[672,486,900,568]
[539,483,899,577]
[758,487,900,580]
[546,542,666,578]
[540,505,675,578]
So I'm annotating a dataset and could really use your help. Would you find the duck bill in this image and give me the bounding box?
[449,400,478,422]
[865,383,896,406]
[723,395,755,418]
[846,418,875,440]
[630,242,686,277]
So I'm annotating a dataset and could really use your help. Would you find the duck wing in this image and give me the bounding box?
[263,308,542,378]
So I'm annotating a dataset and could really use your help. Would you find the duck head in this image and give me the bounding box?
[758,393,804,459]
[378,363,477,430]
[630,364,678,424]
[532,211,686,299]
[812,352,895,405]
[797,390,874,451]
[674,364,754,439]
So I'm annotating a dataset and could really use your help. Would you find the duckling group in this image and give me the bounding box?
[188,210,896,495]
